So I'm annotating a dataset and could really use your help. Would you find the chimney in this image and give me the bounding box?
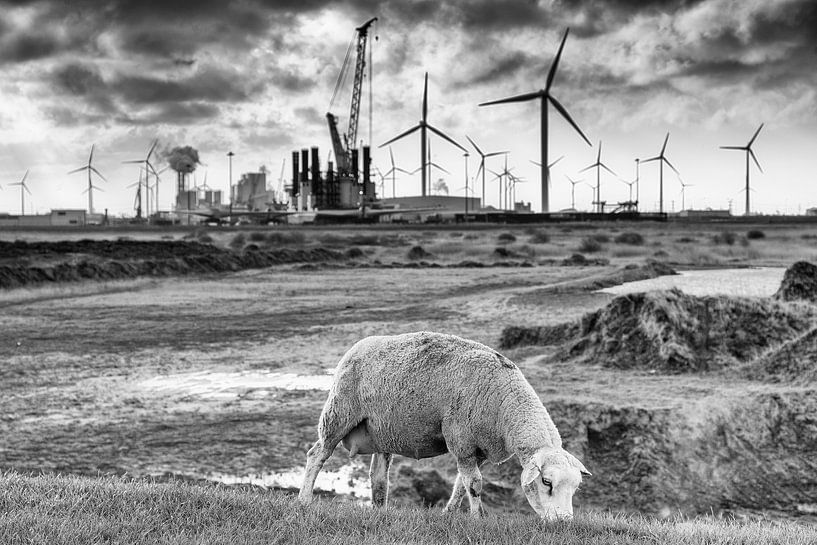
[351,149,359,182]
[362,146,371,197]
[301,149,309,183]
[291,151,299,197]
[311,146,320,201]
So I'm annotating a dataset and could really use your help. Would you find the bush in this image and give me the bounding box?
[614,232,645,245]
[590,233,610,243]
[248,232,266,242]
[579,237,603,253]
[266,231,306,245]
[676,237,697,244]
[407,245,432,260]
[712,231,737,245]
[747,229,766,240]
[497,232,517,243]
[528,230,550,244]
[229,233,246,249]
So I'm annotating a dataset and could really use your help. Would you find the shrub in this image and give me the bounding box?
[712,231,737,245]
[747,229,766,240]
[229,233,246,249]
[497,232,517,243]
[267,231,306,245]
[579,237,603,253]
[590,233,610,243]
[345,247,364,258]
[614,232,645,245]
[197,234,214,244]
[676,237,697,244]
[528,230,550,244]
[407,245,432,260]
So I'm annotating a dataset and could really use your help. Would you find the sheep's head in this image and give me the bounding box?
[520,448,590,521]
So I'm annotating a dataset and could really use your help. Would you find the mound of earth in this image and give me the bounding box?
[0,240,347,289]
[747,326,817,383]
[774,261,817,303]
[501,288,816,373]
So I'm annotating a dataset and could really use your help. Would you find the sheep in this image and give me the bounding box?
[298,331,591,520]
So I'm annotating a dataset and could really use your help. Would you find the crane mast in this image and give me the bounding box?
[327,17,377,175]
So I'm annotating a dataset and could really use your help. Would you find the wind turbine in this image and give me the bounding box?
[489,154,515,209]
[579,141,616,213]
[531,156,564,197]
[9,170,31,215]
[383,147,411,198]
[380,72,467,196]
[479,28,591,213]
[720,123,764,215]
[466,135,507,207]
[68,144,107,214]
[642,132,679,214]
[410,138,451,179]
[565,174,583,210]
[123,140,159,220]
[679,180,693,211]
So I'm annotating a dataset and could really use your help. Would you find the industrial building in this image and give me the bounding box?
[0,209,88,227]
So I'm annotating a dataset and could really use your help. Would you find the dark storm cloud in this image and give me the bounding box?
[113,68,261,104]
[270,66,318,93]
[459,51,538,86]
[54,63,106,97]
[127,102,222,126]
[0,34,61,63]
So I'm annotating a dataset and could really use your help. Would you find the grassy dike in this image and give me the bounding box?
[2,472,815,545]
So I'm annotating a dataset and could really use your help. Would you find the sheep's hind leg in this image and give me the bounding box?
[369,452,392,507]
[456,458,485,517]
[443,473,467,512]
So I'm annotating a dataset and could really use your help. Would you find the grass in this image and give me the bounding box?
[1,472,814,545]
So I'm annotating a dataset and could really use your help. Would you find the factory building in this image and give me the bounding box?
[0,209,87,227]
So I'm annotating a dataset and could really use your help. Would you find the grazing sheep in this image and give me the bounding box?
[298,331,590,520]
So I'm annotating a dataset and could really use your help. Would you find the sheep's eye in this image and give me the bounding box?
[541,477,553,494]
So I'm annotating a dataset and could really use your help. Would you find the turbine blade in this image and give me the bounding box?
[578,164,596,173]
[379,124,421,148]
[600,162,617,177]
[122,159,144,164]
[429,162,450,175]
[748,123,764,147]
[479,90,543,107]
[530,159,542,167]
[426,124,468,153]
[21,169,29,183]
[147,139,158,160]
[475,162,484,181]
[90,166,108,182]
[546,28,569,92]
[549,95,592,146]
[749,149,763,173]
[89,144,95,165]
[663,157,680,176]
[395,167,412,174]
[422,72,428,122]
[641,156,660,163]
[484,151,509,157]
[548,155,564,168]
[465,135,484,157]
[389,147,395,168]
[719,146,745,150]
[660,132,669,155]
[67,166,87,174]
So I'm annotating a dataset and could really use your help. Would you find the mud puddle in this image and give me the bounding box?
[140,369,335,399]
[599,267,785,297]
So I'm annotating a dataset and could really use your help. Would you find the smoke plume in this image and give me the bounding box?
[165,145,201,173]
[432,178,449,196]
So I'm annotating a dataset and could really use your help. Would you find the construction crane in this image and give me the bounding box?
[327,17,377,175]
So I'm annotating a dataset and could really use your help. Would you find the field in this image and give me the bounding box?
[1,221,816,542]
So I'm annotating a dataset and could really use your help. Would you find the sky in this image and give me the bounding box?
[0,0,815,216]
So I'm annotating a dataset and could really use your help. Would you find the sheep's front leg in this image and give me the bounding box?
[443,473,467,512]
[298,440,336,504]
[456,458,485,517]
[369,452,392,507]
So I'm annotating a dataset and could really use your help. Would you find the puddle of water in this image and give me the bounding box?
[140,369,335,399]
[599,267,786,298]
[209,463,371,498]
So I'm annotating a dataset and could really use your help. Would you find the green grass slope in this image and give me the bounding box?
[1,472,814,545]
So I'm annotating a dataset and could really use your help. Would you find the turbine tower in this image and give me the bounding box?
[9,170,31,215]
[642,133,679,214]
[382,147,411,198]
[720,123,764,215]
[579,141,616,213]
[565,174,583,210]
[68,145,107,214]
[479,28,591,213]
[380,72,466,196]
[123,140,159,220]
[466,135,507,207]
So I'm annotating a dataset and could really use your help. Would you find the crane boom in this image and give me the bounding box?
[347,17,377,153]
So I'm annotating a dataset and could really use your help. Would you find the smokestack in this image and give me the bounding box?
[311,146,320,199]
[362,146,371,197]
[291,151,299,197]
[301,149,309,184]
[351,149,359,182]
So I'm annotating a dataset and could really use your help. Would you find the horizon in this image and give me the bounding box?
[1,0,815,216]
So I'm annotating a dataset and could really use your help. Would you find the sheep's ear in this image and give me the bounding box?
[564,451,592,477]
[521,462,541,488]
